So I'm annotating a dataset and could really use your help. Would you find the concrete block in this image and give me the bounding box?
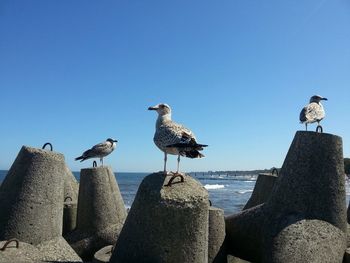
[243,172,277,210]
[92,245,113,263]
[208,207,226,263]
[0,240,42,263]
[65,166,126,261]
[110,173,209,263]
[36,236,82,262]
[63,165,79,235]
[0,146,65,244]
[226,131,347,262]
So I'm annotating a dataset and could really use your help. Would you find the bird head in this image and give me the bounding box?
[148,103,171,116]
[310,95,328,103]
[106,138,118,144]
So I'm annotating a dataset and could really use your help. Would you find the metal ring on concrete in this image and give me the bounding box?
[64,196,73,202]
[42,142,53,151]
[316,125,323,133]
[271,167,279,176]
[93,161,98,167]
[165,174,184,187]
[0,239,19,251]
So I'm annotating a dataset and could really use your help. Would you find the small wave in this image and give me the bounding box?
[236,190,253,194]
[204,184,225,190]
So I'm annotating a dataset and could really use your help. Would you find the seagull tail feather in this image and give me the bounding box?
[183,150,205,159]
[75,156,86,162]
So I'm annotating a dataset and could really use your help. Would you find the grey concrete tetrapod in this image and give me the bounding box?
[0,146,82,262]
[208,207,226,263]
[243,172,277,210]
[0,240,43,263]
[0,146,66,243]
[226,131,347,262]
[63,165,79,235]
[65,166,126,261]
[110,173,209,263]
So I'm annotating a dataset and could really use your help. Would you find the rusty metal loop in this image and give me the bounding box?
[64,196,73,202]
[271,167,279,176]
[93,161,97,168]
[0,239,19,251]
[42,142,53,151]
[316,125,323,133]
[165,174,185,187]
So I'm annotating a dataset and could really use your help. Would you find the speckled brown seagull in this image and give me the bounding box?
[299,95,327,132]
[75,138,118,166]
[148,103,207,185]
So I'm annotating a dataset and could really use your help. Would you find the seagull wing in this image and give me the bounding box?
[154,122,195,150]
[304,102,324,123]
[299,107,307,123]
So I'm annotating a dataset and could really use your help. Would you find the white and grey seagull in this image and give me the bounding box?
[148,103,207,185]
[75,138,118,166]
[299,95,328,131]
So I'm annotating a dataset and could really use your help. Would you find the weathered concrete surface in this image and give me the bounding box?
[92,245,113,263]
[64,164,79,202]
[0,146,65,244]
[226,131,347,262]
[36,236,82,262]
[225,204,266,262]
[208,207,226,263]
[110,173,209,263]
[344,247,350,263]
[63,165,79,235]
[0,240,42,263]
[227,255,251,263]
[65,166,126,261]
[265,220,345,263]
[63,201,78,235]
[243,172,277,210]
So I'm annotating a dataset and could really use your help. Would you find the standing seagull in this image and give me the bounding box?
[148,103,207,184]
[299,95,328,131]
[75,138,118,166]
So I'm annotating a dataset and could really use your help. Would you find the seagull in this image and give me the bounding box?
[75,138,118,166]
[148,103,207,185]
[299,95,328,131]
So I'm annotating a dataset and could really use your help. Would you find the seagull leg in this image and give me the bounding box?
[100,158,103,167]
[176,154,181,174]
[305,123,308,131]
[163,152,167,175]
[165,154,184,187]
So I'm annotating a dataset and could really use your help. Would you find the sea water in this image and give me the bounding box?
[1,170,350,216]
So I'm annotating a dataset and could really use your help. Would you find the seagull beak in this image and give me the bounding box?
[321,97,328,101]
[148,106,158,111]
[113,140,118,143]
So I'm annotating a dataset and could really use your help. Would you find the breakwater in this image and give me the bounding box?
[0,131,349,262]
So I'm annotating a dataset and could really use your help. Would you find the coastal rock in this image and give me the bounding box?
[110,173,209,263]
[226,131,347,262]
[65,166,126,261]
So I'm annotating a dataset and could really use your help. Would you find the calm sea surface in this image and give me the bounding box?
[1,170,350,216]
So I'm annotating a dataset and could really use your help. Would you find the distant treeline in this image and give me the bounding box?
[194,168,276,176]
[199,159,350,176]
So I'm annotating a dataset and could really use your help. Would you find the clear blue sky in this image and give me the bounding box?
[1,0,349,172]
